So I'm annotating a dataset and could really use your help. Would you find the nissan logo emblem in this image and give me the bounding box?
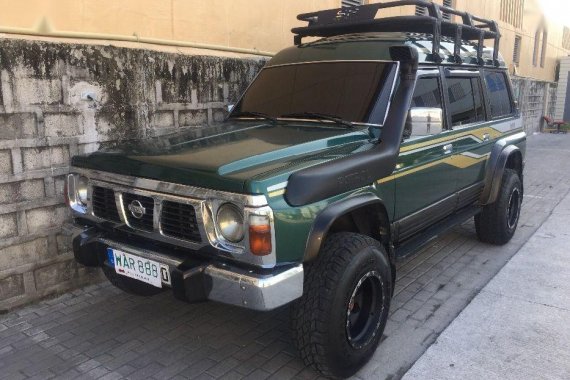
[127,200,146,219]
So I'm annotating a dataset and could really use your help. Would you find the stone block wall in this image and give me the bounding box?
[0,38,265,310]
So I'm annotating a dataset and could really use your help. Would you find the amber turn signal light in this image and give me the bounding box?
[249,215,272,256]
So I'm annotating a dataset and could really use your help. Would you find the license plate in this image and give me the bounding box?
[107,248,171,288]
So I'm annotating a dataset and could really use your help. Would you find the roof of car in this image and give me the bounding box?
[266,32,506,69]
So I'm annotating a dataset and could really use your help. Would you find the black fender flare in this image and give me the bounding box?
[303,193,390,262]
[480,131,526,205]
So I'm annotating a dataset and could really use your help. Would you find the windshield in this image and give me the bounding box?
[231,61,397,125]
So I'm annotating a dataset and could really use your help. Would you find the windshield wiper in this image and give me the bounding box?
[230,111,277,123]
[280,112,354,128]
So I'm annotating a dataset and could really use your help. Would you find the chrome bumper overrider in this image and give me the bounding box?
[203,264,303,310]
[66,224,303,311]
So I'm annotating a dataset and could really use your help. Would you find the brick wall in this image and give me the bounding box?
[0,38,265,310]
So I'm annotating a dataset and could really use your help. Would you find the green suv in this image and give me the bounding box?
[66,1,525,378]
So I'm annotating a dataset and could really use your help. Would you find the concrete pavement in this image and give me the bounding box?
[403,179,570,379]
[0,133,569,380]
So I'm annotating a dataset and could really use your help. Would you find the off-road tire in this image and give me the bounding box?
[102,265,164,297]
[475,169,522,245]
[290,232,392,379]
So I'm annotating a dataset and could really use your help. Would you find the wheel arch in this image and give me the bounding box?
[480,131,526,205]
[505,150,524,178]
[303,193,394,272]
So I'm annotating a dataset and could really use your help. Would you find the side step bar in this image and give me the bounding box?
[395,205,480,260]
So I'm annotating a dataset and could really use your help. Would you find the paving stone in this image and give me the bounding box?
[98,372,123,380]
[85,365,112,379]
[56,369,81,380]
[115,364,137,376]
[77,358,101,373]
[127,362,165,380]
[207,357,240,377]
[268,364,301,380]
[245,369,271,380]
[178,358,218,379]
[218,371,244,380]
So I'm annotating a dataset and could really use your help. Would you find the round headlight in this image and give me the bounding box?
[216,203,244,243]
[76,176,89,205]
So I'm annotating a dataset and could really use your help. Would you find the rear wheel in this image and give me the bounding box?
[475,169,522,245]
[291,232,392,379]
[102,265,164,297]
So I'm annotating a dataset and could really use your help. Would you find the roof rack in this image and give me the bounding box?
[292,0,501,66]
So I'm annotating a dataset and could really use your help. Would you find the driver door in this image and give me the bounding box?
[393,70,458,242]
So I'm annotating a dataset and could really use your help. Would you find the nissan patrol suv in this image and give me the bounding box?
[65,1,525,378]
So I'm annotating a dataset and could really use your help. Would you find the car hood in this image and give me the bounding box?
[72,120,373,194]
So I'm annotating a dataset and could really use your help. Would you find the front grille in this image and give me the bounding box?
[122,193,155,232]
[92,186,121,222]
[160,201,201,242]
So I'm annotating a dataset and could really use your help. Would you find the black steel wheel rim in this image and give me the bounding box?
[345,271,385,349]
[507,188,521,229]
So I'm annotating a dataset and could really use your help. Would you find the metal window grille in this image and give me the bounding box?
[541,31,548,68]
[342,0,362,7]
[500,0,524,29]
[533,30,540,66]
[442,0,453,21]
[416,1,453,19]
[513,35,522,67]
[533,27,547,67]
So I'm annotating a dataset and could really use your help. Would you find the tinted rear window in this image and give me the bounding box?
[447,77,485,127]
[411,77,443,108]
[233,61,396,124]
[484,71,513,118]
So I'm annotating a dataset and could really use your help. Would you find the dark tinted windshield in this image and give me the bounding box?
[231,61,397,125]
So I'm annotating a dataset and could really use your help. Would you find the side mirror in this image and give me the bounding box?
[403,107,443,139]
[227,104,235,112]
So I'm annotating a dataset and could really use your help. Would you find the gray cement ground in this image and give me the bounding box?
[0,133,569,380]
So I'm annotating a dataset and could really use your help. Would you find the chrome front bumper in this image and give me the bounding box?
[203,264,303,310]
[66,223,303,311]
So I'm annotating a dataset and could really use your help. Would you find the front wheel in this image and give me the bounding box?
[475,169,522,245]
[290,233,392,379]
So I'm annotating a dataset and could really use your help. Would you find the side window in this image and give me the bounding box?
[411,77,442,108]
[446,77,485,127]
[484,71,513,118]
[405,77,444,139]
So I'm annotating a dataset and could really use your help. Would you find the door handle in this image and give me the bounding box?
[443,144,453,154]
[482,133,490,141]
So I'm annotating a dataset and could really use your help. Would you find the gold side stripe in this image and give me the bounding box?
[399,126,504,153]
[378,160,444,183]
[377,153,490,184]
[452,153,490,168]
[268,189,286,198]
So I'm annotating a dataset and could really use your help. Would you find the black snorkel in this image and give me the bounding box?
[285,46,419,207]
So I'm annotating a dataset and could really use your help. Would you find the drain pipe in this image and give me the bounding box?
[0,25,275,57]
